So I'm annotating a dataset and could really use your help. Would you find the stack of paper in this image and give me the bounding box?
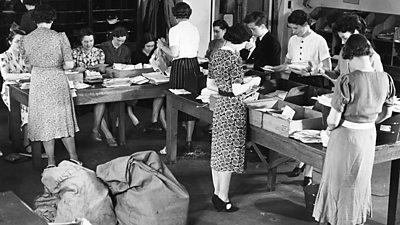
[290,130,322,143]
[131,76,149,85]
[142,72,169,85]
[169,89,191,95]
[103,78,132,87]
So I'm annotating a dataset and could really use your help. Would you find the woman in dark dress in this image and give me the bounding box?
[131,33,166,132]
[207,23,260,212]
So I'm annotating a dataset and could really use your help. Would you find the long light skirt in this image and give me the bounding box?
[313,126,376,225]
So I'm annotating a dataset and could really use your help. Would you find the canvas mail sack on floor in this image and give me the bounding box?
[96,150,189,225]
[35,161,117,225]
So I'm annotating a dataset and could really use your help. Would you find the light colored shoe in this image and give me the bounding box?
[159,146,167,155]
[90,132,102,141]
[106,138,118,148]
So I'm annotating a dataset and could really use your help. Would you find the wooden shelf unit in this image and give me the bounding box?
[0,0,137,52]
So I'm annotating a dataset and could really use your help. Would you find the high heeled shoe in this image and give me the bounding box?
[303,176,313,187]
[221,201,239,213]
[287,164,306,177]
[211,194,224,211]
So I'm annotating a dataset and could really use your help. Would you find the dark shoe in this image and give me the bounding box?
[90,132,102,141]
[135,123,146,133]
[106,138,118,148]
[222,201,239,213]
[287,165,305,177]
[303,176,313,187]
[69,159,83,166]
[185,141,193,152]
[212,194,224,211]
[45,164,56,169]
[147,122,163,132]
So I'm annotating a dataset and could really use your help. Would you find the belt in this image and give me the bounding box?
[342,120,375,130]
[218,90,235,97]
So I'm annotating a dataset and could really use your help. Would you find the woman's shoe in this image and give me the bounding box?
[303,176,313,187]
[221,201,239,213]
[90,131,102,141]
[45,164,56,169]
[287,165,306,177]
[24,143,32,153]
[211,194,224,211]
[135,123,146,133]
[106,138,118,148]
[69,159,83,166]
[185,141,193,152]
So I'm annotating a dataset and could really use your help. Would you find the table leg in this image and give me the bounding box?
[9,95,21,154]
[267,151,278,192]
[166,98,178,164]
[118,102,126,146]
[32,141,42,169]
[387,159,400,225]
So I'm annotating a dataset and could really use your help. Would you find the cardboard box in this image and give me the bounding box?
[246,99,323,137]
[66,72,83,83]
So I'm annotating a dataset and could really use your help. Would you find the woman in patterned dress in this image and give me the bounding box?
[0,28,31,152]
[22,4,80,168]
[312,34,395,225]
[207,23,260,212]
[72,28,117,148]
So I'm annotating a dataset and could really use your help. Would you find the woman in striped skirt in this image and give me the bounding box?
[157,2,201,151]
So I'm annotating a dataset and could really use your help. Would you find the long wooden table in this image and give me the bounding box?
[165,90,400,225]
[9,83,168,168]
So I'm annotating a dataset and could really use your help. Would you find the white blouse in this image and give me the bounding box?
[286,30,330,67]
[169,20,200,59]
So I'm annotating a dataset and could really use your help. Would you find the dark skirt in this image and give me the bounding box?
[170,57,201,121]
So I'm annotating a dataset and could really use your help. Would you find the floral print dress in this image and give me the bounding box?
[23,27,79,141]
[72,46,105,68]
[0,49,30,126]
[208,48,247,173]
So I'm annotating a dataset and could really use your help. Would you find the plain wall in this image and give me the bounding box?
[183,0,214,57]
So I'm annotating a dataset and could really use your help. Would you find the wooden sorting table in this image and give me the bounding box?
[165,90,400,225]
[9,83,168,168]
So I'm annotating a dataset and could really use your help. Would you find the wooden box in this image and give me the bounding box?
[246,99,323,137]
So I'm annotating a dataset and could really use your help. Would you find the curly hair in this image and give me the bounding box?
[111,26,129,38]
[223,23,252,44]
[342,34,371,60]
[6,29,25,45]
[77,27,94,43]
[213,19,229,30]
[243,11,268,26]
[288,10,310,26]
[172,2,192,19]
[32,4,56,24]
[333,13,366,34]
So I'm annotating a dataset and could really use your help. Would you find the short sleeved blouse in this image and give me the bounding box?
[208,49,244,93]
[286,31,330,67]
[168,20,200,59]
[72,46,105,68]
[331,70,395,123]
[335,48,383,76]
